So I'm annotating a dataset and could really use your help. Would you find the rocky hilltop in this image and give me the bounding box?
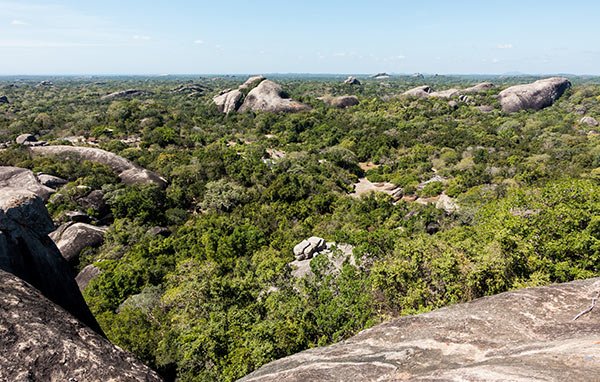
[240,277,600,381]
[214,76,310,114]
[0,269,163,382]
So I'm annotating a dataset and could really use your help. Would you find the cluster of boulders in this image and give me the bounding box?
[293,236,327,261]
[214,76,310,114]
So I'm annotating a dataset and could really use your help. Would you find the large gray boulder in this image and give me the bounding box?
[238,80,310,113]
[429,88,460,98]
[213,89,244,114]
[50,222,107,264]
[462,82,495,93]
[0,167,55,201]
[240,277,600,382]
[15,133,37,145]
[213,77,309,114]
[0,269,162,381]
[402,85,433,98]
[343,76,361,85]
[499,77,571,113]
[320,95,360,109]
[0,188,101,333]
[28,145,167,188]
[37,173,68,189]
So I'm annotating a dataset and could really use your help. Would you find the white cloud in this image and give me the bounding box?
[492,58,500,63]
[133,35,151,41]
[193,39,204,44]
[497,43,513,49]
[10,19,29,26]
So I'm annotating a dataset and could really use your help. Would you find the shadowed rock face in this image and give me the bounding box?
[240,278,600,382]
[0,188,102,333]
[28,145,167,188]
[0,269,163,382]
[499,77,571,113]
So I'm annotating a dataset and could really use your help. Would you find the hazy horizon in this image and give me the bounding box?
[1,0,598,75]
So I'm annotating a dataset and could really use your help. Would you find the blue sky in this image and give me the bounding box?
[1,0,598,75]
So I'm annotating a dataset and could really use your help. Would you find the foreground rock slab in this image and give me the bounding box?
[0,166,55,201]
[240,277,600,382]
[0,269,163,382]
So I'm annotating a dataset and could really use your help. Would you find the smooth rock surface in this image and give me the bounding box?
[321,95,360,108]
[240,277,600,382]
[343,76,361,85]
[0,188,101,333]
[238,80,310,113]
[0,167,55,201]
[36,173,68,189]
[50,222,107,264]
[101,89,148,100]
[402,85,433,98]
[214,88,244,114]
[75,264,102,291]
[28,145,167,187]
[0,269,162,382]
[15,133,37,145]
[499,77,571,113]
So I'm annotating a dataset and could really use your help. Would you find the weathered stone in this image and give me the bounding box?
[28,145,167,188]
[435,193,460,213]
[77,189,109,217]
[371,73,390,79]
[240,278,600,382]
[75,264,101,291]
[344,76,361,85]
[580,116,599,127]
[462,82,495,93]
[0,188,101,333]
[63,210,92,223]
[402,85,433,98]
[0,167,55,201]
[49,222,107,264]
[147,226,171,237]
[0,269,162,381]
[321,95,360,108]
[499,77,571,113]
[15,133,36,145]
[239,75,266,91]
[238,80,310,113]
[430,88,460,98]
[36,173,68,189]
[213,89,244,114]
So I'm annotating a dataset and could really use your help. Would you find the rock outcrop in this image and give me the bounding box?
[402,85,433,98]
[344,76,361,85]
[28,145,167,188]
[0,188,101,333]
[320,95,360,109]
[0,95,9,104]
[0,269,163,381]
[37,173,68,189]
[238,80,310,113]
[371,73,390,79]
[293,236,327,261]
[0,167,55,201]
[76,264,102,291]
[580,116,599,127]
[403,82,494,99]
[50,222,107,264]
[499,77,571,113]
[214,77,310,114]
[15,133,37,145]
[241,277,600,382]
[101,89,149,101]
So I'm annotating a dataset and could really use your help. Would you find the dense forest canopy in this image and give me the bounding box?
[2,74,600,381]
